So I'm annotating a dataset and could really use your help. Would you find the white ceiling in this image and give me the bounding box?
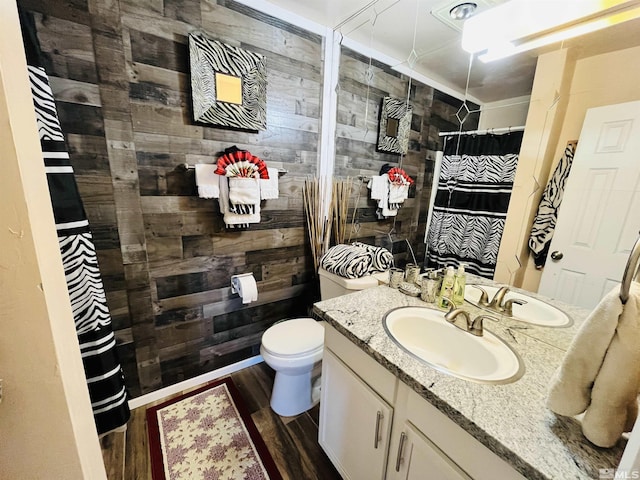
[262,0,640,104]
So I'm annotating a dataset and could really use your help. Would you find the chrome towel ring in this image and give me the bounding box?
[620,233,640,304]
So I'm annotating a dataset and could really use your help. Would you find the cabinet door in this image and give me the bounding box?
[391,422,471,480]
[319,349,393,480]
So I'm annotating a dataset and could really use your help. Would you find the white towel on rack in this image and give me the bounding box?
[218,175,260,227]
[228,177,261,205]
[218,174,230,215]
[368,175,388,200]
[381,207,398,217]
[368,174,399,218]
[547,283,640,447]
[195,164,220,199]
[224,204,261,227]
[260,167,279,199]
[388,183,409,204]
[378,189,398,218]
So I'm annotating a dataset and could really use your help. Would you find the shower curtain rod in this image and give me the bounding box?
[438,125,525,137]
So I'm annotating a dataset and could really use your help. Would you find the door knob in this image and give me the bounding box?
[550,251,564,261]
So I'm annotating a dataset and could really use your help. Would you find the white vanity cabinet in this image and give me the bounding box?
[319,323,526,480]
[319,349,393,480]
[387,420,470,480]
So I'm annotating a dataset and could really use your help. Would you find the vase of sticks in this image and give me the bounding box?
[331,177,353,245]
[303,176,332,275]
[303,176,354,276]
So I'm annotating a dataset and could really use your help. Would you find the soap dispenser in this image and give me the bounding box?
[438,266,456,309]
[452,263,466,306]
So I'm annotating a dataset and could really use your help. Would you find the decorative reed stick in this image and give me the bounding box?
[332,177,352,245]
[303,177,333,273]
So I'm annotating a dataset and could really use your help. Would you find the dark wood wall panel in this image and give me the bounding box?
[23,0,322,397]
[21,0,478,399]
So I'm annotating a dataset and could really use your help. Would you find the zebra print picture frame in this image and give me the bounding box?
[377,97,412,155]
[189,33,267,131]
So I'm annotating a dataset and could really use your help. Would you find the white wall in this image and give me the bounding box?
[478,95,531,130]
[0,1,106,478]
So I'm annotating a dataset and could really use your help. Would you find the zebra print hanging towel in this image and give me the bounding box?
[20,8,130,435]
[528,143,576,268]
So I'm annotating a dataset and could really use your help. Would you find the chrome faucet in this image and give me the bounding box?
[472,285,491,307]
[502,298,527,316]
[488,286,511,309]
[468,315,499,336]
[442,298,498,336]
[472,285,527,317]
[444,307,473,332]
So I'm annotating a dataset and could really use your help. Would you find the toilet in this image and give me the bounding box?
[260,267,388,416]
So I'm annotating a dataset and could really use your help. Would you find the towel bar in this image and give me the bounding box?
[178,163,287,176]
[620,233,640,304]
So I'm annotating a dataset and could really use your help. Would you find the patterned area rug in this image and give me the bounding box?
[147,377,282,480]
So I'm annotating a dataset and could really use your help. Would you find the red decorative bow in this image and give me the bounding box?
[214,149,269,179]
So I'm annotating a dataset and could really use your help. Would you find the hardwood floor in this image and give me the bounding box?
[100,362,342,479]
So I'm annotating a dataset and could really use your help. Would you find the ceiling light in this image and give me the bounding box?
[430,0,501,33]
[449,2,478,20]
[477,17,614,62]
[462,0,640,62]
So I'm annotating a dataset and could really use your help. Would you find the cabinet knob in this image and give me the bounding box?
[395,431,407,472]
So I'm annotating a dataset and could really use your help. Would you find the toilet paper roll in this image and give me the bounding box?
[231,273,258,304]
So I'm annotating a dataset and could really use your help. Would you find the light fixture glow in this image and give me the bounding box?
[478,18,611,62]
[463,0,640,62]
[477,41,516,62]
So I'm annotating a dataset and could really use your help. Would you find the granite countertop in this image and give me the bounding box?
[312,274,626,480]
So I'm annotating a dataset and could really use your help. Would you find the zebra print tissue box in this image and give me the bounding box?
[189,32,267,131]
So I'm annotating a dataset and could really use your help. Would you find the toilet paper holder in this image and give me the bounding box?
[231,273,258,304]
[231,273,254,294]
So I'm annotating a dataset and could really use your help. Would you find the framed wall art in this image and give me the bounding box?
[189,33,267,131]
[377,96,412,154]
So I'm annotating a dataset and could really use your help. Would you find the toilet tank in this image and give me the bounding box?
[318,267,389,300]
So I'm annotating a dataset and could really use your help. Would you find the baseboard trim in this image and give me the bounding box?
[128,355,264,410]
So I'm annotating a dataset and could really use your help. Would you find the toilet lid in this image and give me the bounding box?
[262,318,324,357]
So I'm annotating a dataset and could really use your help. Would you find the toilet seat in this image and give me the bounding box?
[261,318,324,357]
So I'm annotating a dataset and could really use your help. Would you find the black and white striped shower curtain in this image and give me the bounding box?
[19,10,130,435]
[426,132,523,278]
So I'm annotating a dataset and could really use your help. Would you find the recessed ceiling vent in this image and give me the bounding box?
[430,0,505,32]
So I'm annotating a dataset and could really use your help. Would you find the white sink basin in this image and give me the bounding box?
[383,306,524,384]
[464,284,572,327]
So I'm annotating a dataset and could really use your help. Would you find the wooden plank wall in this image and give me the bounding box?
[21,0,322,397]
[20,0,478,398]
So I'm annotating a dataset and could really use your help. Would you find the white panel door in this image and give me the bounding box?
[318,349,393,480]
[538,100,640,309]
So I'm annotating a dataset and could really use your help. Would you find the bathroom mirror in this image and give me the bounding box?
[214,73,243,105]
[320,0,640,300]
[189,32,267,131]
[377,96,412,155]
[386,117,399,137]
